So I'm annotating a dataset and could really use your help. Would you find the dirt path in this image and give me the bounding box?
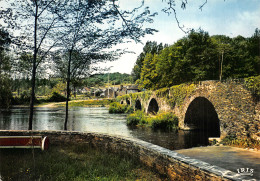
[37,102,65,108]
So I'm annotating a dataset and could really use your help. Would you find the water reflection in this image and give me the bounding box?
[0,107,209,150]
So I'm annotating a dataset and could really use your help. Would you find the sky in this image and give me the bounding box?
[104,0,260,74]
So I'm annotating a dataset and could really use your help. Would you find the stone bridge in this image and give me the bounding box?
[119,80,260,140]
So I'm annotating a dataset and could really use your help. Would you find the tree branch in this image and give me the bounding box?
[199,0,208,11]
[37,18,56,50]
[37,0,55,18]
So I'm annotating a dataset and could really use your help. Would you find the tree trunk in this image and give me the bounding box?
[64,50,72,130]
[74,86,76,98]
[28,2,38,130]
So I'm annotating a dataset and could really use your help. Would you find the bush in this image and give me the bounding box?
[126,110,147,126]
[11,91,32,105]
[244,75,260,100]
[109,102,127,113]
[47,92,67,102]
[221,135,260,149]
[151,112,178,130]
[0,76,12,108]
[109,102,134,114]
[125,106,134,114]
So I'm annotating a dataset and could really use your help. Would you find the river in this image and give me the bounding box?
[0,106,209,150]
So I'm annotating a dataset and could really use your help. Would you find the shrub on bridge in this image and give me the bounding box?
[244,75,260,100]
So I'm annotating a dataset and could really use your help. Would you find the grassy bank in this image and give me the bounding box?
[108,102,133,114]
[36,99,114,108]
[0,144,164,181]
[127,111,179,130]
[221,135,260,150]
[56,99,114,107]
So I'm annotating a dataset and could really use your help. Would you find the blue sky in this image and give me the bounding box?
[106,0,260,74]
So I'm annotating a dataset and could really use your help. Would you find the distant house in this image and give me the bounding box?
[117,85,128,97]
[104,88,116,98]
[115,84,140,97]
[80,87,91,94]
[126,85,139,94]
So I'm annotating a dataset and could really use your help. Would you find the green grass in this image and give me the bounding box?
[127,111,179,130]
[38,99,115,107]
[108,102,133,114]
[220,135,260,150]
[151,113,178,130]
[0,143,163,181]
[67,99,114,107]
[126,110,148,126]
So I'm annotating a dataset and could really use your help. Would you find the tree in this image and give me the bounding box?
[0,29,12,108]
[136,53,159,89]
[51,0,157,130]
[1,0,70,129]
[136,29,260,90]
[132,41,163,81]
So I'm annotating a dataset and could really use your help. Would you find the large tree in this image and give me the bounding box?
[51,0,157,130]
[1,0,71,129]
[0,29,12,108]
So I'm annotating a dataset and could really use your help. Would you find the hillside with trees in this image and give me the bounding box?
[133,29,260,90]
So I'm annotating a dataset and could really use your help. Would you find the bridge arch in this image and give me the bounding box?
[147,98,159,115]
[184,97,220,137]
[126,98,131,105]
[135,99,142,110]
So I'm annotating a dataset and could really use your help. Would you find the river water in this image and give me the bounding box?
[0,106,209,150]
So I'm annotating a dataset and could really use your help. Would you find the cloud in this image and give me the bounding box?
[107,0,260,74]
[227,7,260,37]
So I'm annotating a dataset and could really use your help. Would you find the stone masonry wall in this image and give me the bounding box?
[122,80,259,140]
[0,130,253,181]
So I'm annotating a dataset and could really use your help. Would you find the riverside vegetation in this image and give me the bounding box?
[109,102,179,130]
[220,135,260,150]
[0,144,163,181]
[127,111,178,130]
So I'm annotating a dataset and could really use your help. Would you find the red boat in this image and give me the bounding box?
[0,136,49,151]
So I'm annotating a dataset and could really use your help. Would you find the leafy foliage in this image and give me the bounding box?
[135,29,260,90]
[244,75,260,100]
[132,41,164,81]
[127,110,147,126]
[109,102,133,114]
[0,75,12,108]
[221,135,260,149]
[0,29,12,108]
[151,112,178,130]
[47,92,67,102]
[127,111,178,130]
[85,73,133,87]
[11,91,31,105]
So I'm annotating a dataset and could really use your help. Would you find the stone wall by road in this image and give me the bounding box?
[0,130,253,181]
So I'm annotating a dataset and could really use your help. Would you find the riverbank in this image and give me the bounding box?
[36,99,114,108]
